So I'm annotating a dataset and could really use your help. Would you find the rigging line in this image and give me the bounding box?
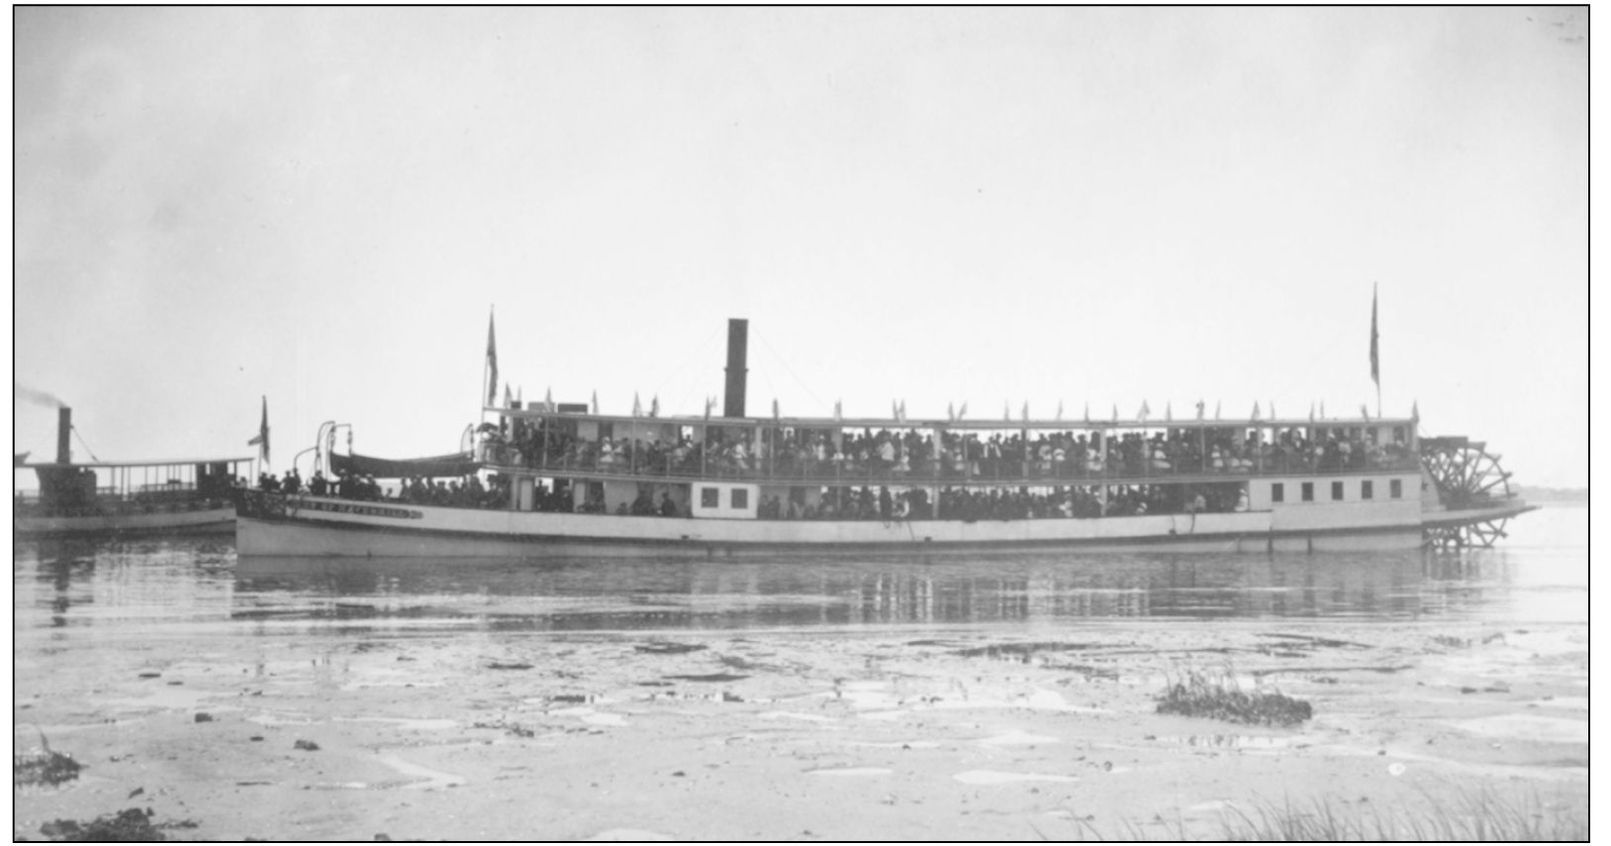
[642,326,723,397]
[1263,321,1358,415]
[71,426,101,463]
[754,331,829,413]
[651,328,726,416]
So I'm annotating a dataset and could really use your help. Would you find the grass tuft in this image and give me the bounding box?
[13,728,83,788]
[1218,789,1587,841]
[1155,667,1312,727]
[1054,788,1586,841]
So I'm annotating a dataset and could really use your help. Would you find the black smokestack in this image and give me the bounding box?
[723,318,748,418]
[57,407,72,465]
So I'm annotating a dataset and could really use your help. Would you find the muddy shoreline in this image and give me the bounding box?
[13,616,1587,840]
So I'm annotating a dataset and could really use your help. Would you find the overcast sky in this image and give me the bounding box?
[13,8,1587,487]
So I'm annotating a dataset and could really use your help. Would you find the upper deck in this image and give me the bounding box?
[478,404,1420,488]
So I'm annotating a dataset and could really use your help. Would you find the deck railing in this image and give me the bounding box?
[480,444,1420,487]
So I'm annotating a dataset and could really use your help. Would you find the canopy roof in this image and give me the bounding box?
[488,407,1413,431]
[17,456,255,470]
[330,451,479,479]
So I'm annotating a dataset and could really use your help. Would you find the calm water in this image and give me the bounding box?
[12,502,1586,635]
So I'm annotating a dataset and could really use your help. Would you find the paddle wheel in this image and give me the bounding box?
[1419,436,1517,550]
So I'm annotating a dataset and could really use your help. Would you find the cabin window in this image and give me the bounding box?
[730,488,749,510]
[1390,479,1403,499]
[700,487,719,508]
[1362,480,1374,500]
[1301,482,1314,502]
[1271,483,1284,503]
[1331,481,1344,501]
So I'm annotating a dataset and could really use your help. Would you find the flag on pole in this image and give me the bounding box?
[485,310,498,407]
[705,396,714,420]
[948,401,955,423]
[1251,401,1260,421]
[1083,402,1090,423]
[652,395,660,417]
[247,395,270,465]
[592,391,599,415]
[1165,402,1172,422]
[1370,283,1380,388]
[834,400,842,421]
[516,386,523,408]
[633,392,642,417]
[1269,401,1276,420]
[545,387,554,412]
[1056,400,1063,421]
[1138,400,1150,422]
[1195,400,1204,420]
[1004,401,1011,422]
[958,401,967,420]
[505,383,513,408]
[1360,403,1370,420]
[898,400,906,422]
[1021,401,1029,423]
[1412,399,1419,420]
[772,398,779,420]
[1214,400,1221,420]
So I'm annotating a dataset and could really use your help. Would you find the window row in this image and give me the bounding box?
[1270,478,1404,503]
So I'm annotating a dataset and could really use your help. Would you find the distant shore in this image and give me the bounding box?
[1513,486,1587,504]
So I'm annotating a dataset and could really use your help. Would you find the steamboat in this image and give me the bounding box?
[15,407,252,538]
[235,318,1533,559]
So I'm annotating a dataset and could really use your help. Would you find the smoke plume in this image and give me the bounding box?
[14,382,65,408]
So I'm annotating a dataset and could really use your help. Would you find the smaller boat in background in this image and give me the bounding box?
[13,407,253,539]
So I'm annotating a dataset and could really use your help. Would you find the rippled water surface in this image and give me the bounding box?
[13,501,1584,634]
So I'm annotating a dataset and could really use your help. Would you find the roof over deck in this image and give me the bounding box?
[485,406,1415,432]
[17,456,256,470]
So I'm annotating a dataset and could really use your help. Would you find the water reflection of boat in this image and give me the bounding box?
[232,550,1482,627]
[14,407,252,539]
[237,318,1535,559]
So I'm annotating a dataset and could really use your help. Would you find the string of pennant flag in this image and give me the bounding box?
[480,288,1414,425]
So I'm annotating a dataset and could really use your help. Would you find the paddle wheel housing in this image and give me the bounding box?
[1419,436,1518,549]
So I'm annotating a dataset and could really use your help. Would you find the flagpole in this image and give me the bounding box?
[1370,283,1381,419]
[483,306,497,426]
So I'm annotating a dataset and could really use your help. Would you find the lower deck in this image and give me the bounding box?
[235,491,1431,559]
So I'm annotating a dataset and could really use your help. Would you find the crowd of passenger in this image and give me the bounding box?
[255,468,510,509]
[256,460,1250,523]
[254,415,1391,523]
[480,419,1418,483]
[758,482,1247,522]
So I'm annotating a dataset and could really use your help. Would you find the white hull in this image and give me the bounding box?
[15,507,236,539]
[236,494,1432,559]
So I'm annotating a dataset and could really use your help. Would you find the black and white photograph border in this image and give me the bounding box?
[12,7,1588,842]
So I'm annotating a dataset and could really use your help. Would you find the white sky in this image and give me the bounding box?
[12,8,1588,487]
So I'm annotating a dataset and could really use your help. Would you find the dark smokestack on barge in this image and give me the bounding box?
[723,318,749,419]
[57,407,73,464]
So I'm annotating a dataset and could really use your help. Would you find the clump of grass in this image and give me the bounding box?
[36,806,200,841]
[13,728,83,788]
[1155,667,1312,727]
[1220,788,1587,841]
[1052,788,1586,841]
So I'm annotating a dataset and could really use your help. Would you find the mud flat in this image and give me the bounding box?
[13,618,1587,841]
